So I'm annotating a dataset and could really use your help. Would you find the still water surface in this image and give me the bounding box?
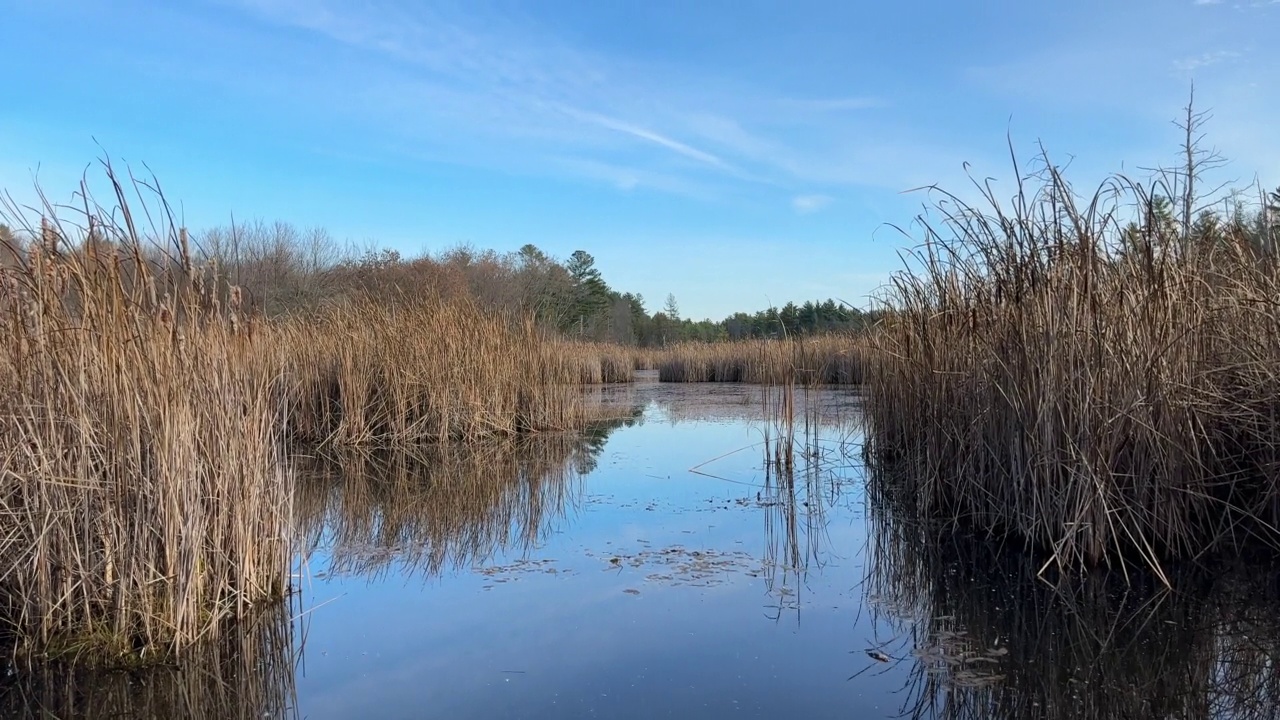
[295,377,877,718]
[5,374,1279,719]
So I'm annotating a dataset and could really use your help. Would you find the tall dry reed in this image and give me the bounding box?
[277,298,602,446]
[865,154,1280,572]
[0,166,646,661]
[0,167,293,662]
[755,397,861,620]
[655,336,867,385]
[631,347,659,371]
[553,341,634,384]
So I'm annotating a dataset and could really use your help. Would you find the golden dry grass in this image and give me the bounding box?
[631,347,659,371]
[553,341,635,384]
[864,162,1280,572]
[0,166,643,662]
[277,298,606,446]
[0,191,292,662]
[654,336,867,385]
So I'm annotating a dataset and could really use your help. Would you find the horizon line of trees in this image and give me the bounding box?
[4,180,1272,344]
[0,218,880,346]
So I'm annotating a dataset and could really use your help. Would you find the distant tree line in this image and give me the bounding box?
[5,181,1273,345]
[1114,188,1280,261]
[0,215,885,346]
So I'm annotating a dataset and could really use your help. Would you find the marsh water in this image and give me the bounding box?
[6,372,1280,719]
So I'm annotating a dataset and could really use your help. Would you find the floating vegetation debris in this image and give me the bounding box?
[586,546,758,588]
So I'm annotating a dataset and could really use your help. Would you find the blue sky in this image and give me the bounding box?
[2,0,1277,319]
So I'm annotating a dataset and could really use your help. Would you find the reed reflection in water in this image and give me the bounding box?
[294,412,644,580]
[0,410,644,720]
[0,599,299,720]
[751,384,863,621]
[863,477,1280,720]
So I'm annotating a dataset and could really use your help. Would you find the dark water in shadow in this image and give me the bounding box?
[863,486,1280,720]
[0,602,297,719]
[4,372,1280,718]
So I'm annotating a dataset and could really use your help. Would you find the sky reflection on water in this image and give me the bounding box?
[294,381,882,719]
[8,378,1278,719]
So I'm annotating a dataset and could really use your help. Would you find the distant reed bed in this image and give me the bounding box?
[552,341,634,384]
[865,154,1280,572]
[655,336,867,385]
[631,348,659,371]
[278,299,618,446]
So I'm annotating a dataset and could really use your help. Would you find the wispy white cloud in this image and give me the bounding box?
[225,0,1278,212]
[557,108,731,170]
[1174,50,1241,72]
[548,157,719,199]
[222,0,963,200]
[792,194,833,214]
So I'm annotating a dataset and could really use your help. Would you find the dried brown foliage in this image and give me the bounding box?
[865,153,1280,573]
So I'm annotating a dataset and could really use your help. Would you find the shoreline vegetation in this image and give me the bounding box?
[0,173,293,665]
[654,336,866,385]
[864,127,1280,575]
[2,107,1278,669]
[0,164,641,665]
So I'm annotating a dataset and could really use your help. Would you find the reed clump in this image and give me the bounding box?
[865,151,1280,571]
[0,163,639,663]
[0,170,293,662]
[553,341,634,384]
[278,298,603,446]
[655,336,866,385]
[631,348,659,371]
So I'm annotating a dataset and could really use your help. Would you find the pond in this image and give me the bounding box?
[4,372,1280,719]
[293,375,873,719]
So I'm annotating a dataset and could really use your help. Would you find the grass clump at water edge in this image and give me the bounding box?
[655,336,867,385]
[0,167,292,664]
[278,299,615,446]
[864,134,1280,575]
[0,162,636,664]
